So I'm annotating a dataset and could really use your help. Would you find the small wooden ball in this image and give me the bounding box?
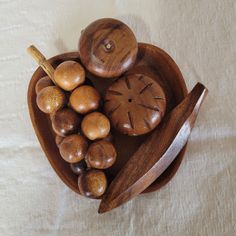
[79,18,138,78]
[55,135,64,146]
[81,112,110,140]
[70,160,87,175]
[86,140,117,169]
[54,60,85,91]
[51,108,81,137]
[59,134,88,163]
[69,85,101,114]
[36,86,66,114]
[35,76,54,94]
[78,169,107,198]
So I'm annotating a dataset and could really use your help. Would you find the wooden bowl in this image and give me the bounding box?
[27,43,187,195]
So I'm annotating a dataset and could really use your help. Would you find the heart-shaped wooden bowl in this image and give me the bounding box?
[27,43,187,195]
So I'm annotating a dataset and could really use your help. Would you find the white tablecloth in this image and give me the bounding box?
[0,0,235,235]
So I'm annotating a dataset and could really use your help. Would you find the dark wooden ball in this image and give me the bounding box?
[70,159,87,175]
[79,18,138,78]
[35,76,54,94]
[104,74,166,135]
[59,134,88,163]
[69,85,101,114]
[54,60,85,91]
[51,108,81,137]
[36,86,66,114]
[78,169,107,198]
[86,140,117,169]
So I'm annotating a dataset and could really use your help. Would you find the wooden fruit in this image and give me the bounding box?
[36,86,66,114]
[86,140,117,169]
[70,160,87,175]
[28,44,188,196]
[69,85,101,114]
[81,112,110,140]
[51,108,81,137]
[54,60,85,91]
[104,74,166,136]
[35,76,54,94]
[78,169,107,198]
[99,83,208,213]
[59,134,88,163]
[79,18,138,78]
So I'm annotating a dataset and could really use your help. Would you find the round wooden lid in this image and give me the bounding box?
[79,18,138,78]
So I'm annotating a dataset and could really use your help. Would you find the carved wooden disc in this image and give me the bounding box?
[79,18,138,78]
[104,74,166,136]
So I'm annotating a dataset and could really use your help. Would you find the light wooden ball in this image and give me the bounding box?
[35,76,54,94]
[81,112,110,140]
[78,169,107,198]
[54,61,85,91]
[69,85,101,114]
[59,134,88,163]
[51,108,81,137]
[36,86,66,114]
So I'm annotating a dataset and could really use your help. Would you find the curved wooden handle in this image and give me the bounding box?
[27,45,56,84]
[99,83,208,213]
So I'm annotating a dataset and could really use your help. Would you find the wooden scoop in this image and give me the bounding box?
[99,83,208,213]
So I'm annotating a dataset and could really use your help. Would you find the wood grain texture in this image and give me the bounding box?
[27,45,56,83]
[27,44,187,195]
[99,83,208,213]
[104,74,166,136]
[79,18,138,78]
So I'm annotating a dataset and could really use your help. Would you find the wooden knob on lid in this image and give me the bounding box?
[79,18,138,78]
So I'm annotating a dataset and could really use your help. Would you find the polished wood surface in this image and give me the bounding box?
[86,140,117,169]
[36,86,66,114]
[70,160,87,175]
[79,18,138,78]
[59,134,88,163]
[51,108,81,137]
[54,60,85,91]
[27,45,56,83]
[27,43,188,195]
[104,73,166,136]
[81,112,111,140]
[55,135,64,146]
[69,85,101,114]
[99,83,208,213]
[35,76,53,94]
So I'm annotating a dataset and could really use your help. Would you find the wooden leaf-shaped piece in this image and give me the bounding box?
[99,83,208,213]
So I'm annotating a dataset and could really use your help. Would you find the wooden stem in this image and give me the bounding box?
[27,45,56,84]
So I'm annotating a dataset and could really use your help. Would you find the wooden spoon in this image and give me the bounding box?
[98,83,208,213]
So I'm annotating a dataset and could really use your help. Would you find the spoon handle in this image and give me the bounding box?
[99,83,208,213]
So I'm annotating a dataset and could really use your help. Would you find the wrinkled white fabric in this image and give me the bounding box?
[0,0,235,235]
